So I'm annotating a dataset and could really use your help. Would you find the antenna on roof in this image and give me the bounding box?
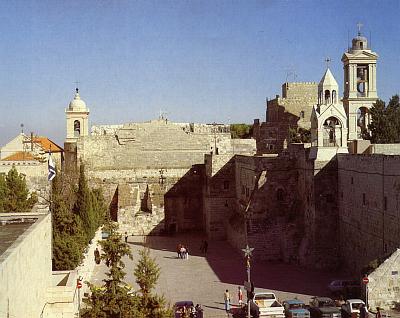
[347,29,350,52]
[20,123,24,134]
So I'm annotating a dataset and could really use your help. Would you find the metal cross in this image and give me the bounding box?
[325,57,331,69]
[357,22,363,36]
[242,245,254,258]
[74,81,80,92]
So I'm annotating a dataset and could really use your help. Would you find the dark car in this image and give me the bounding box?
[174,301,203,318]
[283,299,310,318]
[309,297,341,318]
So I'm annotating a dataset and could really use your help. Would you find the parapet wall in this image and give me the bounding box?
[0,212,52,318]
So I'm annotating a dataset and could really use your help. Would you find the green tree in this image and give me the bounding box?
[75,164,97,243]
[0,174,7,212]
[230,124,253,139]
[51,170,86,270]
[369,95,400,143]
[82,222,138,318]
[2,166,37,212]
[134,248,173,318]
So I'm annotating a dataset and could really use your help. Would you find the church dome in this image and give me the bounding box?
[68,89,87,111]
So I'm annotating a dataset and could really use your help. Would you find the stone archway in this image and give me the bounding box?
[357,107,371,139]
[323,116,342,147]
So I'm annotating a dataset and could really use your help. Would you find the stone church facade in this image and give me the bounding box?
[63,29,400,284]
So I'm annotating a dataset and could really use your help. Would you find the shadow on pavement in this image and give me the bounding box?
[143,233,343,297]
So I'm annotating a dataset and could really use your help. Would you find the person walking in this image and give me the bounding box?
[360,304,367,318]
[204,240,208,255]
[124,232,128,243]
[376,307,381,318]
[238,286,243,307]
[94,248,100,264]
[224,289,231,313]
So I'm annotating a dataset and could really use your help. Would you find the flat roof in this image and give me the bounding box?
[0,218,36,256]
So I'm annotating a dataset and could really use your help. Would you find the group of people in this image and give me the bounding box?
[177,244,190,259]
[176,303,203,318]
[223,286,244,312]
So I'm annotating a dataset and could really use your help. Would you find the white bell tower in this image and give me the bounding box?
[342,24,378,140]
[310,65,348,161]
[65,88,90,143]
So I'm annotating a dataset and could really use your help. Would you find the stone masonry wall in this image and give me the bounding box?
[338,154,400,275]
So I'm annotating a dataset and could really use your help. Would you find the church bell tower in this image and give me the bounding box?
[342,24,378,140]
[65,88,90,143]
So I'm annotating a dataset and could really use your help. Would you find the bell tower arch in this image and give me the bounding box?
[342,24,378,140]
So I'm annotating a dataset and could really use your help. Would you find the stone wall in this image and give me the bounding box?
[0,160,48,191]
[372,144,400,155]
[368,249,400,310]
[254,82,318,155]
[338,154,400,275]
[0,212,52,318]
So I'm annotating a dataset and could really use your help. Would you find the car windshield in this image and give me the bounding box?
[320,300,335,307]
[290,304,305,309]
[255,294,275,300]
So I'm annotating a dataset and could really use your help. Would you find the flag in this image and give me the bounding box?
[48,152,56,181]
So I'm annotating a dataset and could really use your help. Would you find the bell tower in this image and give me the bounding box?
[65,88,90,143]
[342,24,378,140]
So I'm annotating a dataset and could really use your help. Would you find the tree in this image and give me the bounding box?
[230,124,253,139]
[82,223,172,318]
[369,95,400,143]
[134,248,173,318]
[0,174,7,212]
[1,166,37,212]
[82,222,138,318]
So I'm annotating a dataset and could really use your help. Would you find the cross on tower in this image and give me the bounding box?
[325,57,331,69]
[74,81,80,93]
[357,22,363,36]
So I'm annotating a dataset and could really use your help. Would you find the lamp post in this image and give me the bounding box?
[242,244,254,318]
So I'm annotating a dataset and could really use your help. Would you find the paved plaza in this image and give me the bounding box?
[91,233,344,317]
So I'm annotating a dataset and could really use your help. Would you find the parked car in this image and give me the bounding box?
[253,292,285,318]
[309,297,341,318]
[328,280,361,298]
[283,299,311,318]
[340,299,367,318]
[174,300,203,318]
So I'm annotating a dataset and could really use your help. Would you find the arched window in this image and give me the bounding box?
[357,107,370,139]
[74,120,81,137]
[323,117,342,147]
[332,90,337,103]
[324,90,331,104]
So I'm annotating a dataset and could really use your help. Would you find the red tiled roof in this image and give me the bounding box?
[2,151,37,161]
[32,137,63,152]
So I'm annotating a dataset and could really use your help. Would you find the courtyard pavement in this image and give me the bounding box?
[90,232,345,318]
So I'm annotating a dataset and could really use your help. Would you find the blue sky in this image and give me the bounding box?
[0,0,399,146]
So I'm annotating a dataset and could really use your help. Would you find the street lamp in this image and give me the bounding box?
[242,244,254,318]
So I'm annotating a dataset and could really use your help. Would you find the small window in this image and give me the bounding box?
[223,181,230,190]
[351,177,354,185]
[384,196,387,210]
[363,193,366,205]
[241,185,245,195]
